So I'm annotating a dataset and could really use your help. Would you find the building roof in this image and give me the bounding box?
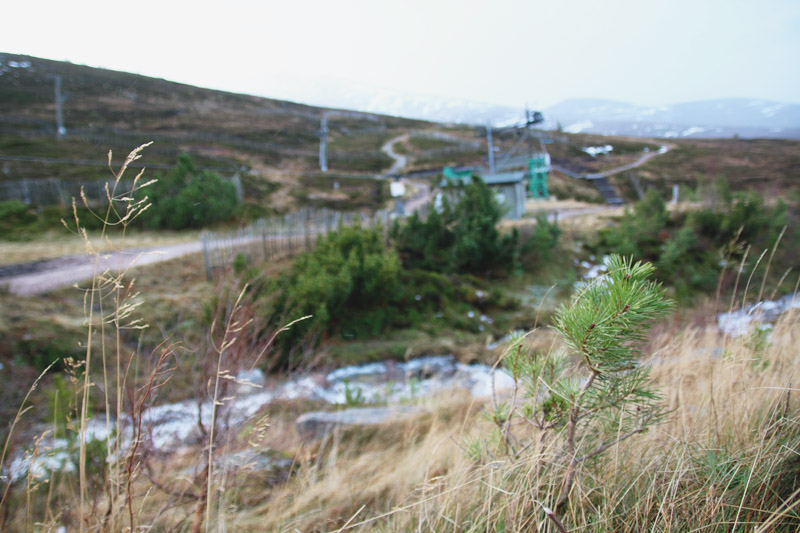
[440,171,525,187]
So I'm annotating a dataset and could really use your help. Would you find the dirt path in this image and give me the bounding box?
[0,202,615,296]
[584,144,672,180]
[0,242,205,296]
[381,134,409,176]
[502,143,674,179]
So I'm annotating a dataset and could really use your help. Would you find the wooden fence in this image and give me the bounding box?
[199,207,393,279]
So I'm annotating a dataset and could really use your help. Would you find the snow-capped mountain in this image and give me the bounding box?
[278,81,525,126]
[284,81,800,140]
[543,98,800,139]
[349,92,523,127]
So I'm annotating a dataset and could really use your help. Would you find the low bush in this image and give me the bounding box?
[0,200,106,240]
[519,211,561,268]
[265,223,516,367]
[596,185,794,299]
[392,178,524,277]
[268,225,402,365]
[139,153,239,229]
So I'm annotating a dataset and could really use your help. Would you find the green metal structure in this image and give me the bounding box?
[528,156,549,199]
[443,167,475,182]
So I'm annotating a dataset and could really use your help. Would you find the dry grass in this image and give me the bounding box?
[3,260,798,531]
[193,310,799,532]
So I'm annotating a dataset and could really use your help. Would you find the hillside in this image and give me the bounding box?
[0,53,428,211]
[2,53,800,215]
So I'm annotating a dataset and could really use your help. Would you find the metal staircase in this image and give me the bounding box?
[589,176,623,205]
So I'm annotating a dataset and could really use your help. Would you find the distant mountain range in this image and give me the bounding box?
[280,82,525,128]
[543,98,800,140]
[302,86,800,140]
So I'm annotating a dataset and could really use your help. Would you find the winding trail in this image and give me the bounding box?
[499,144,672,179]
[380,134,435,215]
[381,134,409,176]
[583,144,672,180]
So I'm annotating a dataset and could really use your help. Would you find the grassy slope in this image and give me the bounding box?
[613,137,800,202]
[0,53,423,211]
[1,137,799,529]
[6,299,796,530]
[245,311,800,531]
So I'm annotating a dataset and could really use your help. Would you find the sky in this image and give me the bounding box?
[2,0,799,111]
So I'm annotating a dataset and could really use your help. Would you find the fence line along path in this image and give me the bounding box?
[200,207,392,279]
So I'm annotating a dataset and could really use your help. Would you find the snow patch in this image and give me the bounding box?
[7,355,517,480]
[565,121,594,134]
[717,293,800,337]
[581,145,613,157]
[681,127,706,137]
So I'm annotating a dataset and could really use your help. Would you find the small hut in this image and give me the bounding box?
[439,168,527,220]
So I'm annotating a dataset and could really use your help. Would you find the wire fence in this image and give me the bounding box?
[0,174,243,206]
[199,207,393,279]
[0,177,131,206]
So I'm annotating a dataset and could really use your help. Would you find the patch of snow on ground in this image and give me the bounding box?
[581,145,613,157]
[681,127,706,137]
[747,100,785,118]
[565,121,594,134]
[717,292,799,337]
[574,255,611,290]
[7,355,517,480]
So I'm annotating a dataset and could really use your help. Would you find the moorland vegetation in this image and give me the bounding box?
[0,134,799,531]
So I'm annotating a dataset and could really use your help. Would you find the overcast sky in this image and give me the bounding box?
[2,0,798,110]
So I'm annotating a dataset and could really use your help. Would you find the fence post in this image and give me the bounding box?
[55,178,67,208]
[304,209,312,250]
[201,233,213,281]
[230,173,244,202]
[261,220,268,261]
[22,178,31,205]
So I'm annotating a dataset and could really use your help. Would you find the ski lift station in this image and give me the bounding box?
[439,167,528,220]
[436,109,552,220]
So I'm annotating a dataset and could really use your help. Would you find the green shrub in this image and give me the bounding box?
[519,211,561,268]
[597,186,794,299]
[270,225,402,365]
[266,223,515,366]
[0,200,31,221]
[392,177,521,277]
[601,189,668,260]
[0,200,38,240]
[139,153,239,229]
[391,208,455,273]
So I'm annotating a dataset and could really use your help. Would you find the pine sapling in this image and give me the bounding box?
[492,255,672,516]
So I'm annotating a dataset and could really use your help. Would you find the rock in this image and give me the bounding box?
[717,292,799,337]
[236,368,266,394]
[216,449,293,476]
[296,405,426,439]
[404,355,457,380]
[178,449,293,481]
